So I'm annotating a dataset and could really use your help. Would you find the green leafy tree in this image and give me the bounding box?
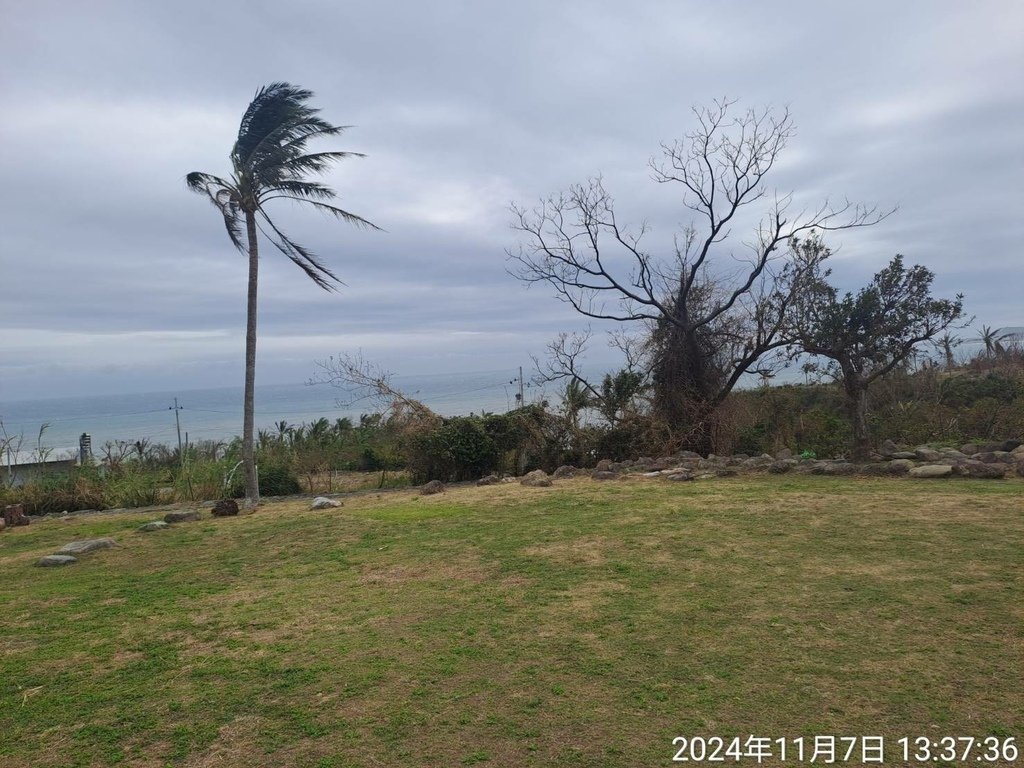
[187,82,378,507]
[789,254,964,460]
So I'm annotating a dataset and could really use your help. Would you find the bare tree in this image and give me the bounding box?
[510,99,890,451]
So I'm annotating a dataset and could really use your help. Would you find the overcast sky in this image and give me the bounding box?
[1,0,1021,401]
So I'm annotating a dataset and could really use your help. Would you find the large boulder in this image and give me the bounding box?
[768,460,796,474]
[552,465,578,479]
[914,447,942,462]
[57,538,116,555]
[520,470,552,487]
[909,464,953,478]
[36,555,77,567]
[975,451,1013,464]
[213,498,241,516]
[960,443,980,455]
[953,462,1006,479]
[594,459,614,472]
[420,480,445,495]
[476,474,500,486]
[165,511,201,523]
[1000,438,1022,452]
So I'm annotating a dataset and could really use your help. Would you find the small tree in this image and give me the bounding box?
[789,254,964,460]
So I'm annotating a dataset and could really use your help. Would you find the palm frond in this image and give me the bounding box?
[258,212,344,291]
[264,196,383,231]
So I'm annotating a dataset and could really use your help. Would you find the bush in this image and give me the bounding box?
[229,464,302,498]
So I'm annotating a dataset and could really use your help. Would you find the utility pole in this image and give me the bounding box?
[518,365,525,406]
[170,398,193,499]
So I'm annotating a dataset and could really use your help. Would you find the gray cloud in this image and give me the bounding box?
[1,0,1021,400]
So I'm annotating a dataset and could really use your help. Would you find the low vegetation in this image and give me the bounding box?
[1,475,1020,766]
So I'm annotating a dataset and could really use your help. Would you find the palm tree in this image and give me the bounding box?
[187,83,378,507]
[935,332,960,370]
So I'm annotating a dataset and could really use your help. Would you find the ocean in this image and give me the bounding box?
[0,369,539,458]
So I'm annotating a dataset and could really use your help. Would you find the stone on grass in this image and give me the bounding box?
[138,521,168,532]
[591,470,617,481]
[891,451,918,460]
[213,499,241,516]
[164,511,201,523]
[310,497,342,510]
[552,465,578,479]
[666,470,694,482]
[913,447,942,462]
[520,470,552,487]
[476,474,500,486]
[887,459,915,474]
[37,554,77,567]
[57,538,116,555]
[909,464,953,478]
[954,462,1006,479]
[594,459,614,472]
[768,460,795,474]
[420,480,445,495]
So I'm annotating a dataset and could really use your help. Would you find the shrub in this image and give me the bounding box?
[229,463,302,498]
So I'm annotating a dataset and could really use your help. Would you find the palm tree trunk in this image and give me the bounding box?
[242,211,260,508]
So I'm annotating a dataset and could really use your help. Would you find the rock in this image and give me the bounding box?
[164,511,201,523]
[878,439,898,457]
[887,459,915,474]
[0,518,5,532]
[650,457,675,470]
[953,462,1006,479]
[3,504,29,527]
[309,497,342,510]
[768,460,796,474]
[666,470,694,482]
[822,462,858,476]
[939,448,968,460]
[36,555,77,567]
[633,457,654,469]
[213,498,241,516]
[891,451,918,460]
[591,470,617,481]
[420,480,445,495]
[960,443,980,455]
[775,448,794,460]
[914,447,942,462]
[138,521,168,532]
[909,464,953,478]
[678,451,702,460]
[56,538,116,555]
[520,470,552,487]
[1017,460,1024,478]
[742,456,773,469]
[1012,444,1024,457]
[975,451,1013,464]
[861,463,893,476]
[476,474,500,486]
[595,459,614,472]
[552,465,578,479]
[1000,439,1022,452]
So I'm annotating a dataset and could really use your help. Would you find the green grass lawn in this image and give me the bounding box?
[1,476,1021,767]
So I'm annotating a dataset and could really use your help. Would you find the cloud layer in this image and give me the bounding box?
[1,0,1021,399]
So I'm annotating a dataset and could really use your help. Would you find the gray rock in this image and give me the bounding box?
[1000,439,1022,452]
[138,521,168,532]
[821,462,858,476]
[953,462,1006,479]
[164,511,201,523]
[768,460,795,474]
[909,464,953,478]
[57,538,116,555]
[861,463,893,476]
[212,499,241,516]
[1017,460,1024,478]
[1011,444,1024,457]
[891,451,918,460]
[666,470,694,482]
[476,474,500,486]
[420,480,445,495]
[976,451,1013,464]
[552,465,578,479]
[775,448,794,460]
[595,459,614,472]
[878,439,898,457]
[36,554,77,567]
[310,496,343,509]
[939,448,968,460]
[520,470,552,487]
[678,451,702,460]
[914,447,942,462]
[591,470,617,481]
[887,459,915,474]
[960,443,980,455]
